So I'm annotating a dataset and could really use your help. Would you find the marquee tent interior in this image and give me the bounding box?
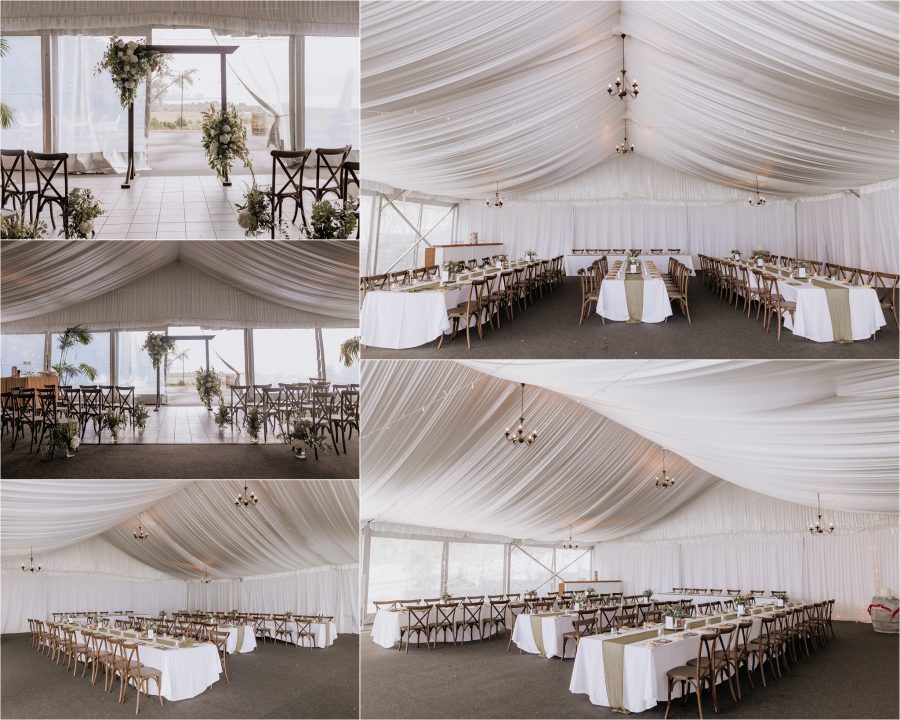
[1,0,359,239]
[359,0,898,276]
[1,479,360,635]
[360,359,899,624]
[0,240,361,478]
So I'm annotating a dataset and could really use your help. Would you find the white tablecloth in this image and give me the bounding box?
[220,624,257,654]
[651,594,733,606]
[736,264,885,342]
[566,254,694,277]
[371,605,497,649]
[511,612,577,658]
[71,627,221,701]
[570,610,783,712]
[361,271,516,349]
[597,271,673,323]
[261,619,337,648]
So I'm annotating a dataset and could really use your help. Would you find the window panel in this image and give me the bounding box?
[509,546,555,596]
[251,329,318,385]
[304,36,359,149]
[50,332,110,386]
[0,35,43,150]
[375,200,420,273]
[367,537,443,612]
[320,328,360,385]
[117,331,156,395]
[556,548,592,581]
[447,542,504,597]
[0,333,45,377]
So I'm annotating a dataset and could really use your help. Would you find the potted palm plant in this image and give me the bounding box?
[51,326,98,386]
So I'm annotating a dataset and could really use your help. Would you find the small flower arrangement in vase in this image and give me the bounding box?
[524,250,537,262]
[194,368,222,410]
[235,183,290,238]
[62,188,104,238]
[440,260,465,282]
[663,603,686,629]
[101,410,126,443]
[277,412,328,459]
[773,591,788,607]
[641,588,654,601]
[794,261,808,278]
[305,198,358,239]
[751,249,768,267]
[245,406,262,444]
[214,404,232,431]
[133,402,149,432]
[201,103,251,182]
[732,594,749,614]
[43,417,80,458]
[731,248,741,260]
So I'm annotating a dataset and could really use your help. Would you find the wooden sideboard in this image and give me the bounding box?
[424,242,505,267]
[1,373,58,394]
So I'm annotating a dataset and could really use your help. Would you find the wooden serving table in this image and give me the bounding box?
[1,373,58,394]
[424,243,505,267]
[559,579,623,595]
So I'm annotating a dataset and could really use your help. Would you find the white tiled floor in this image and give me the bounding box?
[33,174,311,239]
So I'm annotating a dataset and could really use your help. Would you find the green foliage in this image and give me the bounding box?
[1,212,48,238]
[51,326,97,385]
[214,404,232,429]
[1,37,15,129]
[133,402,150,431]
[339,336,360,367]
[62,188,104,239]
[94,36,167,108]
[235,183,289,238]
[194,368,222,410]
[245,406,262,439]
[141,332,176,369]
[306,199,358,239]
[200,103,251,180]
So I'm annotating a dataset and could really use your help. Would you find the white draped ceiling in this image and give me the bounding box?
[1,480,359,633]
[362,0,899,199]
[0,241,360,332]
[0,1,358,36]
[361,360,898,545]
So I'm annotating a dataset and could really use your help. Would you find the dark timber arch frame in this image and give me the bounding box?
[122,45,239,190]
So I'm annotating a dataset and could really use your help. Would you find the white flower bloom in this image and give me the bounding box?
[237,210,252,229]
[118,52,124,58]
[209,141,219,155]
[71,437,80,450]
[221,124,231,132]
[126,41,138,50]
[116,39,125,48]
[78,221,92,236]
[219,134,230,143]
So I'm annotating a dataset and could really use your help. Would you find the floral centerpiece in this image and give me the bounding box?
[731,248,741,259]
[305,199,358,239]
[200,103,251,181]
[245,406,262,443]
[440,260,465,282]
[663,603,687,629]
[277,412,328,459]
[95,37,166,108]
[440,591,451,603]
[235,183,289,238]
[214,404,232,430]
[629,249,641,259]
[62,189,104,238]
[641,588,654,600]
[732,594,749,612]
[194,368,222,410]
[773,591,789,606]
[1,211,48,239]
[134,402,150,431]
[43,417,80,459]
[524,250,537,261]
[101,410,127,443]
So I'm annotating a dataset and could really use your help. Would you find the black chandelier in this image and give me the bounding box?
[607,33,639,100]
[201,565,212,584]
[616,117,635,154]
[486,180,504,208]
[749,176,767,206]
[133,513,149,540]
[809,493,835,535]
[562,525,579,550]
[654,449,674,488]
[504,383,537,446]
[234,482,259,507]
[20,546,41,573]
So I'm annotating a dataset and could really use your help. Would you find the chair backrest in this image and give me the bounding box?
[406,605,432,629]
[315,145,352,199]
[208,629,228,654]
[81,387,102,414]
[28,151,69,201]
[1,148,27,204]
[435,603,459,626]
[271,148,311,198]
[341,160,360,200]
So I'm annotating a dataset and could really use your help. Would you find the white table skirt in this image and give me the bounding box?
[738,266,885,342]
[261,619,337,648]
[220,624,257,654]
[371,606,497,649]
[361,274,507,349]
[570,610,783,712]
[72,628,221,701]
[511,612,577,658]
[597,276,673,323]
[566,254,694,277]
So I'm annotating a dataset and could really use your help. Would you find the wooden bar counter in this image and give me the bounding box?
[1,373,58,394]
[424,243,505,267]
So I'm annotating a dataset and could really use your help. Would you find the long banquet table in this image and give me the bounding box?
[371,604,498,648]
[511,610,577,658]
[261,618,337,648]
[360,261,532,349]
[66,624,221,701]
[220,623,258,653]
[570,606,792,713]
[566,254,695,277]
[597,261,673,323]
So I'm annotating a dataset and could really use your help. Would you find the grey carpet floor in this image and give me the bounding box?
[0,632,359,719]
[362,278,900,359]
[361,621,898,719]
[0,437,358,479]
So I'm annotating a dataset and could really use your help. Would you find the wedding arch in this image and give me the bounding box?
[118,44,238,189]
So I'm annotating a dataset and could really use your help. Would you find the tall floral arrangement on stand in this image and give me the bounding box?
[194,368,222,411]
[201,104,251,181]
[95,37,166,108]
[141,332,176,410]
